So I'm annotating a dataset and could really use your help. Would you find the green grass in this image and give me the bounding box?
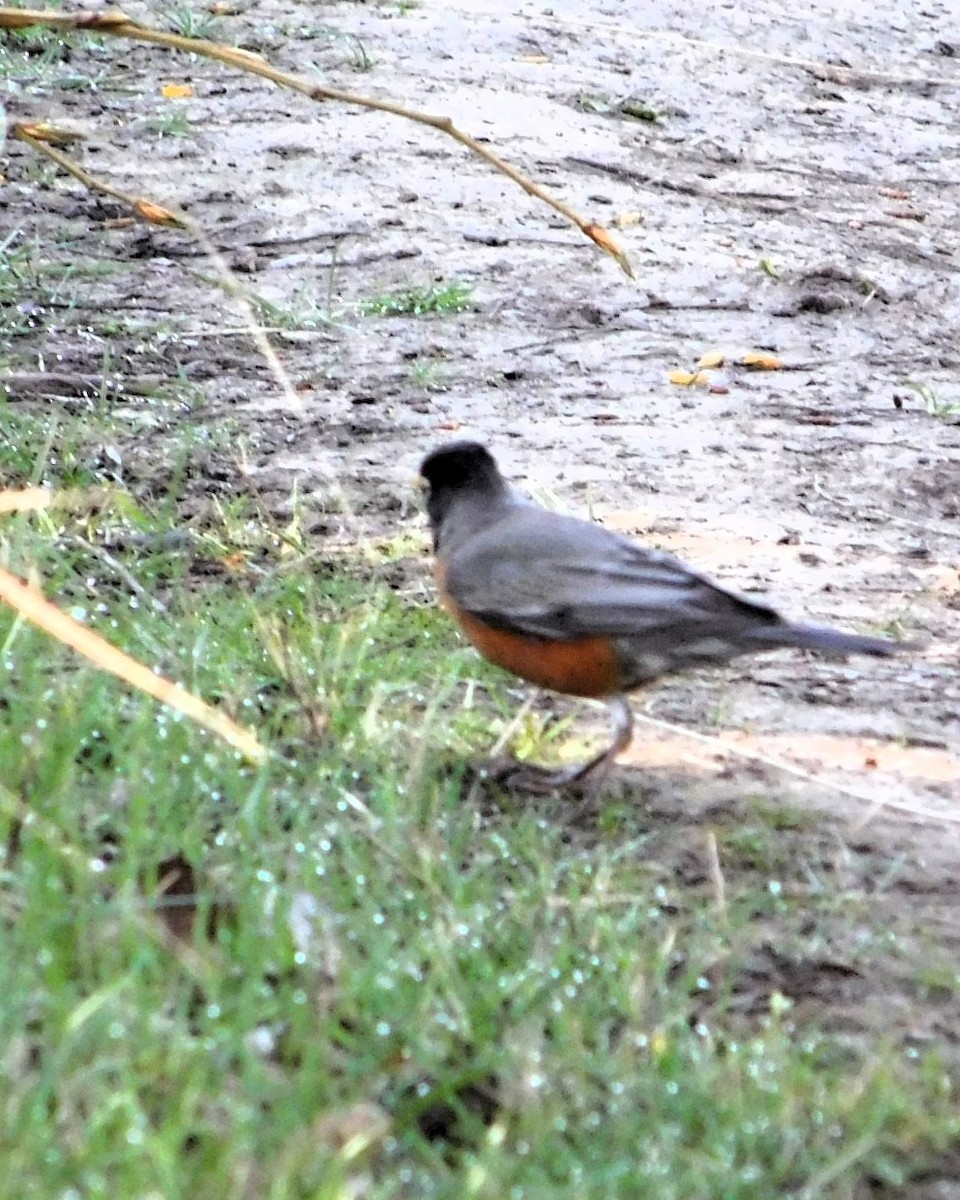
[161,3,222,41]
[148,107,192,139]
[4,10,958,1192]
[0,12,110,92]
[248,290,340,333]
[304,26,375,72]
[2,456,960,1198]
[361,282,474,318]
[0,215,957,1187]
[0,231,125,346]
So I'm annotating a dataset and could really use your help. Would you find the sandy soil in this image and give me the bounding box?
[4,0,959,834]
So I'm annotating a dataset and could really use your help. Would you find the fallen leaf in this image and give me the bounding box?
[878,187,910,199]
[161,83,194,99]
[614,211,644,228]
[515,54,550,64]
[668,369,710,387]
[741,352,783,371]
[697,350,725,369]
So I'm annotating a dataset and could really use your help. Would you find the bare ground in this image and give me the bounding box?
[3,0,960,1007]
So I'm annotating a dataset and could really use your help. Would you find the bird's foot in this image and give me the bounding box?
[482,753,613,796]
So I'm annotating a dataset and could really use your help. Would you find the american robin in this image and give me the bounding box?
[420,441,900,789]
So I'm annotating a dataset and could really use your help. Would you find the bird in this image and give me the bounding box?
[419,440,902,791]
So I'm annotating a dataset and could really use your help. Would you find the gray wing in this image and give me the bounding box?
[445,508,782,640]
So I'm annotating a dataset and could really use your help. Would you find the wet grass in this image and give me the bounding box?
[3,421,960,1197]
[3,23,959,1197]
[360,281,474,318]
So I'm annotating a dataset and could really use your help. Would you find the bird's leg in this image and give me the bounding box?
[493,695,634,793]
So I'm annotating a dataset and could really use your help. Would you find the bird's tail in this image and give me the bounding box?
[749,621,900,658]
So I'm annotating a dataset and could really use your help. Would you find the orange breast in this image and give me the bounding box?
[451,606,621,698]
[433,559,622,697]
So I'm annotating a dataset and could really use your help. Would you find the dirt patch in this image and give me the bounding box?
[3,3,958,818]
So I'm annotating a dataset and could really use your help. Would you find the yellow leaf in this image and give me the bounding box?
[668,369,710,387]
[162,83,194,99]
[697,350,725,369]
[741,352,783,371]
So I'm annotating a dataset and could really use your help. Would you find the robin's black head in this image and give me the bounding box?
[419,441,503,491]
[419,442,509,545]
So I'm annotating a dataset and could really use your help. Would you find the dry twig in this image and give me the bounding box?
[0,6,634,276]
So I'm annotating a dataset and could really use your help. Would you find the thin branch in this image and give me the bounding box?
[10,122,310,419]
[11,122,186,226]
[0,6,634,277]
